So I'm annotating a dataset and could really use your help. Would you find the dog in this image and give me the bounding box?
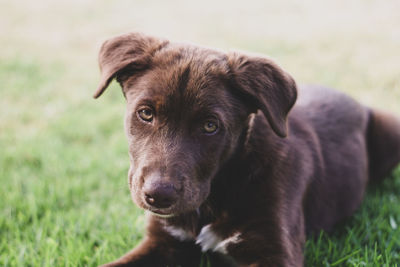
[93,32,400,266]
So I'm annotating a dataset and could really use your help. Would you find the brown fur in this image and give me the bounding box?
[93,32,400,267]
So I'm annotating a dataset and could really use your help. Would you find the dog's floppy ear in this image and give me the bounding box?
[94,32,168,98]
[227,52,297,137]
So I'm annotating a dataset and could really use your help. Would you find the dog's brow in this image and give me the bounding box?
[177,65,191,95]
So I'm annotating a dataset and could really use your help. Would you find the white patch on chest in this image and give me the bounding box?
[163,225,195,241]
[195,224,242,254]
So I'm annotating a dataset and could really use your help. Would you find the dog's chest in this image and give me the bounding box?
[163,224,241,254]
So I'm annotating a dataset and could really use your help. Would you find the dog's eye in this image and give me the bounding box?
[203,121,218,134]
[138,108,154,122]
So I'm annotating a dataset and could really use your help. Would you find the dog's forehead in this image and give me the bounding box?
[153,44,229,92]
[128,45,232,110]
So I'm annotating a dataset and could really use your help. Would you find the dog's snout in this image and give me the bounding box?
[144,183,178,209]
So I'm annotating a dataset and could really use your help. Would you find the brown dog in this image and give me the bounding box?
[94,32,400,267]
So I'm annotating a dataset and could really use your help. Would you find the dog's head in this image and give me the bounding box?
[94,32,297,217]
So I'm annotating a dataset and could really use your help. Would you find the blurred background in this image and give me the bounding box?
[1,0,399,266]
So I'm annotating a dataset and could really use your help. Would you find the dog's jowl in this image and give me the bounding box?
[94,32,400,267]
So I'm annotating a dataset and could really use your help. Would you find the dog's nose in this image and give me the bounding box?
[144,183,178,209]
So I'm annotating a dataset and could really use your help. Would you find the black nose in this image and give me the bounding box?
[144,184,178,209]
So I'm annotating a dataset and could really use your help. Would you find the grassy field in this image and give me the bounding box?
[1,0,400,266]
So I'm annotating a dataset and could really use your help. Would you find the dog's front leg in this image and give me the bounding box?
[100,236,202,267]
[100,218,202,267]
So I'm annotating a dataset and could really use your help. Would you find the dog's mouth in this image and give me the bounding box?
[141,201,178,218]
[146,210,176,218]
[129,186,181,218]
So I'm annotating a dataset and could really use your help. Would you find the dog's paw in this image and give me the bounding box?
[196,224,241,254]
[196,224,221,252]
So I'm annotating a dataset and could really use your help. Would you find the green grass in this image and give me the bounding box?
[1,0,400,266]
[305,168,400,266]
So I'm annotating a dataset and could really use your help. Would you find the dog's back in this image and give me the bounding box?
[294,85,400,233]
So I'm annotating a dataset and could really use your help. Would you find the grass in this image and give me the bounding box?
[305,168,400,266]
[1,0,399,266]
